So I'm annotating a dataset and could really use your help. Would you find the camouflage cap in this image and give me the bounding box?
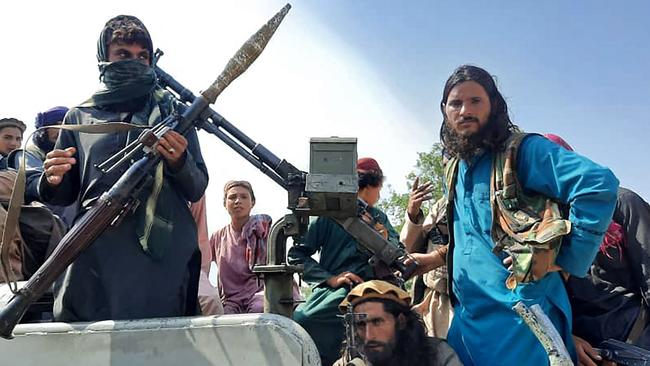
[339,280,411,312]
[97,15,153,63]
[0,118,26,133]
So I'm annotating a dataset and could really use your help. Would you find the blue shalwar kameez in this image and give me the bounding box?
[446,135,619,366]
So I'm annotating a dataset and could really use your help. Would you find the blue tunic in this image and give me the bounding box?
[446,135,619,366]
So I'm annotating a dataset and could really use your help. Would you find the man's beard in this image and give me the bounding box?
[442,117,491,160]
[361,338,398,366]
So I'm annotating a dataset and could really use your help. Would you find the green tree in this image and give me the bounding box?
[378,143,445,232]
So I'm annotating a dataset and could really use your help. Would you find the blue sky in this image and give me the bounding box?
[304,1,650,198]
[1,1,648,230]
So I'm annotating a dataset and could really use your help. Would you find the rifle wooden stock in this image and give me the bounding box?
[0,4,293,339]
[0,198,122,339]
[0,157,156,340]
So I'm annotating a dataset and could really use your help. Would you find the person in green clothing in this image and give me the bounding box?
[288,157,401,366]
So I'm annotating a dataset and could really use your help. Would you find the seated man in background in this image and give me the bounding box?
[0,118,25,168]
[206,180,271,314]
[400,177,452,339]
[10,107,78,228]
[334,280,461,366]
[289,157,401,366]
[26,107,68,164]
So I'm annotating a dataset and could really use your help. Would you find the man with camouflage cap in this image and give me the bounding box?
[334,280,461,366]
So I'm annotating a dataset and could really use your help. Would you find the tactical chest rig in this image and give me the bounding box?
[444,133,571,298]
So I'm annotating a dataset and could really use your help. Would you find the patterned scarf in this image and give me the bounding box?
[81,59,156,108]
[600,221,626,259]
[241,214,272,271]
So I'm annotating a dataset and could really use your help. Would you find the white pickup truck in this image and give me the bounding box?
[0,284,320,366]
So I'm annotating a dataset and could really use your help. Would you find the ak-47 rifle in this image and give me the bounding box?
[595,339,650,366]
[0,4,292,340]
[0,0,418,336]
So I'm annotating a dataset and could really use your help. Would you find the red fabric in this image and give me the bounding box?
[600,221,626,259]
[543,133,574,151]
[357,157,382,173]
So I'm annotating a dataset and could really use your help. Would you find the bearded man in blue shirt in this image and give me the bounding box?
[436,65,619,366]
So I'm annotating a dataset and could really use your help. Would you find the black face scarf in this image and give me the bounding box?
[81,15,156,109]
[33,130,55,152]
[81,59,156,108]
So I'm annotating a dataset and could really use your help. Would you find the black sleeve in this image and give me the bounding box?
[27,124,80,206]
[165,126,208,203]
[615,187,650,303]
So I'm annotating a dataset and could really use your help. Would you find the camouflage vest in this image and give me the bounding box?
[445,133,571,289]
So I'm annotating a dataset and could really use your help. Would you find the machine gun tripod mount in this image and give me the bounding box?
[157,62,418,316]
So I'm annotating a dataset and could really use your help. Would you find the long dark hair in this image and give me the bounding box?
[439,65,518,158]
[355,298,434,366]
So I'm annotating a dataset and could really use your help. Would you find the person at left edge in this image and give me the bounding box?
[0,117,25,169]
[26,15,208,322]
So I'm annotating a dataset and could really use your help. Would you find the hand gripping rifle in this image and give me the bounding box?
[595,339,650,366]
[0,4,292,340]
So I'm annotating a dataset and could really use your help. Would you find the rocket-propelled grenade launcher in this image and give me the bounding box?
[0,3,292,340]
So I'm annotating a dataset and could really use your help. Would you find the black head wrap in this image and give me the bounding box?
[82,15,157,109]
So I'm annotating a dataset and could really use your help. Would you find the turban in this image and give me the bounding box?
[35,106,68,128]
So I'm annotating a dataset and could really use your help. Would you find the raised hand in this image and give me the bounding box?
[407,176,434,222]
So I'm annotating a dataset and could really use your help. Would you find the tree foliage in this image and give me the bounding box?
[378,143,445,232]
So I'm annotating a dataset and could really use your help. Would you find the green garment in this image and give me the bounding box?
[288,206,399,364]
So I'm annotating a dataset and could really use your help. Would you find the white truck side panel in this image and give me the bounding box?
[0,314,321,366]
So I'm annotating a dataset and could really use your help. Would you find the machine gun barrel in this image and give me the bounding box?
[156,66,299,189]
[161,70,417,280]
